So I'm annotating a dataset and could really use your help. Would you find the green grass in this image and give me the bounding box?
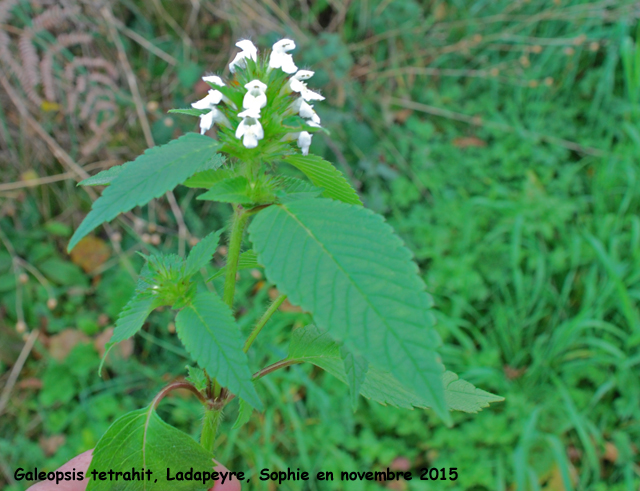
[1,0,639,490]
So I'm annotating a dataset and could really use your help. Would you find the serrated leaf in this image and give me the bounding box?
[276,176,323,202]
[68,133,223,252]
[207,250,261,281]
[197,176,251,204]
[288,325,503,413]
[232,399,253,430]
[340,345,368,411]
[87,404,215,491]
[110,294,155,344]
[441,371,504,413]
[175,291,263,410]
[168,108,211,117]
[249,198,449,423]
[283,155,361,205]
[183,168,233,188]
[186,366,209,393]
[79,165,124,186]
[185,229,223,277]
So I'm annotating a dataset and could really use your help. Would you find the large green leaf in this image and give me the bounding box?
[283,155,361,205]
[175,291,263,410]
[288,324,504,413]
[249,198,450,423]
[68,133,223,252]
[87,404,215,491]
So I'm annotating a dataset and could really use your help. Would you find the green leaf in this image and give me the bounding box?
[276,177,323,202]
[185,229,223,277]
[110,294,155,344]
[288,325,503,413]
[68,133,223,252]
[283,154,361,205]
[249,198,449,424]
[168,108,210,117]
[207,250,260,281]
[87,404,216,491]
[186,366,209,393]
[340,345,368,411]
[232,399,253,430]
[441,371,505,413]
[78,166,124,186]
[183,168,233,188]
[175,291,263,410]
[197,176,251,204]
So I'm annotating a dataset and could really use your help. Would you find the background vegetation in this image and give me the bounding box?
[1,0,639,490]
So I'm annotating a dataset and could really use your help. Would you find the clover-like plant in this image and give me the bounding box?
[68,38,503,490]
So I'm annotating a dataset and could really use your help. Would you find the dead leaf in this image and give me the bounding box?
[17,377,43,390]
[49,329,90,361]
[39,435,66,456]
[603,442,618,463]
[452,136,487,148]
[70,236,110,273]
[393,108,413,124]
[504,365,527,380]
[390,456,412,472]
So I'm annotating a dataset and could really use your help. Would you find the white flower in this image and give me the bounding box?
[243,80,268,110]
[289,77,324,101]
[269,38,297,74]
[292,98,320,124]
[192,89,223,108]
[293,70,314,80]
[198,108,230,134]
[229,39,258,73]
[297,131,312,155]
[202,75,224,87]
[236,108,264,148]
[191,90,229,134]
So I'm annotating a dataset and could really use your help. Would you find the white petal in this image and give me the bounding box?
[238,107,261,119]
[243,91,267,110]
[289,78,305,93]
[203,75,224,86]
[244,79,267,91]
[297,131,312,155]
[243,132,259,148]
[236,39,258,56]
[302,88,324,101]
[191,90,223,109]
[280,55,298,74]
[199,111,215,134]
[294,70,314,80]
[253,120,264,139]
[272,38,295,52]
[235,119,247,139]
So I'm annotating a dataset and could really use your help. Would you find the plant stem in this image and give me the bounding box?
[243,294,287,353]
[201,407,223,454]
[223,205,250,308]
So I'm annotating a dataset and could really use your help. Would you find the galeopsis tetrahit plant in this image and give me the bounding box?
[68,38,503,490]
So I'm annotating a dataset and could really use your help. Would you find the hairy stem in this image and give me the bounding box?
[201,407,223,454]
[223,206,250,308]
[243,294,287,353]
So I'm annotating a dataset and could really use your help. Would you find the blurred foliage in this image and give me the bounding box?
[1,0,640,490]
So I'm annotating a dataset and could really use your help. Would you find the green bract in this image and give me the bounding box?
[70,37,503,491]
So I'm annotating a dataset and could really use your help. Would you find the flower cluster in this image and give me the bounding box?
[188,38,324,157]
